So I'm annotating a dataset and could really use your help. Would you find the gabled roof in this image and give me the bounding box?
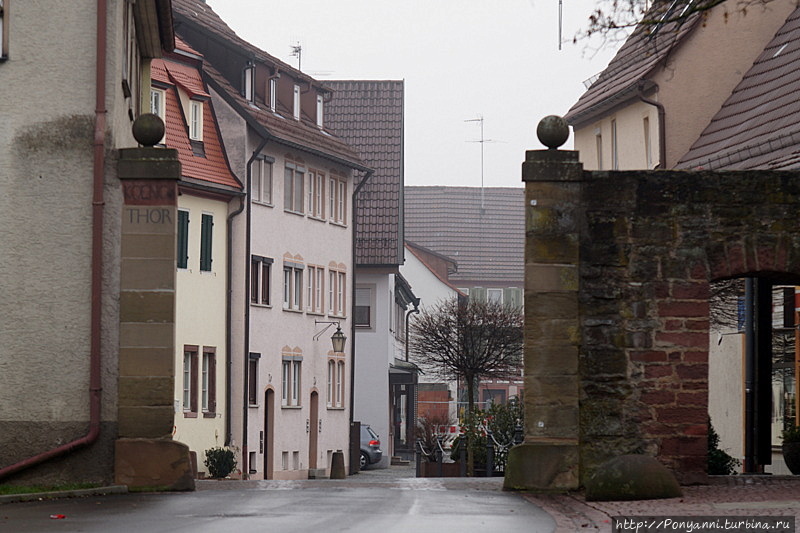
[404,242,465,297]
[324,80,405,266]
[151,50,240,192]
[565,3,701,127]
[404,187,524,284]
[677,7,800,170]
[171,0,366,170]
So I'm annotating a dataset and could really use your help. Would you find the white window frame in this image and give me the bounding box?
[244,64,254,102]
[284,162,305,214]
[150,88,166,145]
[336,360,344,407]
[189,100,203,141]
[328,270,346,317]
[306,265,324,314]
[487,288,504,304]
[327,360,335,407]
[253,158,273,205]
[293,84,301,120]
[329,176,347,225]
[611,118,619,170]
[594,128,603,170]
[316,94,324,128]
[643,116,652,169]
[355,287,371,327]
[307,171,325,219]
[281,358,301,407]
[283,264,303,311]
[269,78,277,111]
[183,351,192,411]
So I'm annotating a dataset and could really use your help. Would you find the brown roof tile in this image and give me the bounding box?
[677,7,800,170]
[324,81,405,266]
[171,0,365,169]
[152,57,241,191]
[565,3,701,127]
[404,187,524,284]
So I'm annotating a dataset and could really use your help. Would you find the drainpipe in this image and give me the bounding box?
[349,169,374,464]
[0,0,107,480]
[241,137,269,478]
[638,80,666,169]
[225,195,245,446]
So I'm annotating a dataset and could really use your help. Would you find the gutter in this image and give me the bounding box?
[240,137,269,478]
[0,0,107,480]
[638,80,666,169]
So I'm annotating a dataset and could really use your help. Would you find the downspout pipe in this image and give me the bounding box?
[404,298,420,363]
[638,80,666,169]
[241,137,269,478]
[349,170,374,450]
[0,0,107,481]
[225,195,245,446]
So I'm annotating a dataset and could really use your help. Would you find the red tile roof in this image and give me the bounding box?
[152,57,241,191]
[677,7,800,170]
[324,80,405,266]
[565,4,701,127]
[404,187,524,284]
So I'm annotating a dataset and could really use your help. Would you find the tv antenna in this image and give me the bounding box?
[465,115,504,213]
[290,41,302,70]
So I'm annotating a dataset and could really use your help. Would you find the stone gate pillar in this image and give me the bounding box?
[114,116,194,491]
[505,117,582,491]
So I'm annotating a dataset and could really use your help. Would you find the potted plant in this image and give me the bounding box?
[781,424,800,475]
[204,446,237,479]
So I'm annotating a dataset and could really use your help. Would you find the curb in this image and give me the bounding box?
[0,485,128,504]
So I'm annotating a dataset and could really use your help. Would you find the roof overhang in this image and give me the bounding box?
[135,0,175,59]
[566,79,658,129]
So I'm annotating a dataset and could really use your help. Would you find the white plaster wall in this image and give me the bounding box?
[353,272,392,466]
[173,194,230,472]
[0,0,136,429]
[708,333,744,468]
[574,101,658,171]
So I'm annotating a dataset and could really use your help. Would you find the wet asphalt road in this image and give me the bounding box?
[0,465,555,533]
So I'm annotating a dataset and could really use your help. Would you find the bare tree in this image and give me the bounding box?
[577,0,778,43]
[409,297,523,415]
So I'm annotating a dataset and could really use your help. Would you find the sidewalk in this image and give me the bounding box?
[523,476,800,532]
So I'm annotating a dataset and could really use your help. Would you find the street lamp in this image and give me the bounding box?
[314,320,347,353]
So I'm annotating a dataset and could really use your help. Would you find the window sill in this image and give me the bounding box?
[248,403,260,409]
[183,411,198,418]
[203,412,216,419]
[308,215,326,223]
[281,405,302,410]
[307,311,325,317]
[329,221,348,228]
[252,200,274,208]
[284,209,306,217]
[283,307,304,314]
[251,302,272,309]
[326,406,346,411]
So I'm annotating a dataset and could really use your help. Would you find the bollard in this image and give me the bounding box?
[330,450,346,479]
[486,430,494,478]
[514,422,523,446]
[436,437,443,477]
[416,439,424,478]
[459,438,467,477]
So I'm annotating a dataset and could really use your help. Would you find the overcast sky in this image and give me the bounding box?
[206,1,621,188]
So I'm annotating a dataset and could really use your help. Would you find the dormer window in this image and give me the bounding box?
[293,84,300,120]
[269,78,277,112]
[190,100,203,141]
[243,62,255,102]
[149,88,166,145]
[316,94,324,128]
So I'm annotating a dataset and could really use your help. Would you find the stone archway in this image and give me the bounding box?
[506,142,800,491]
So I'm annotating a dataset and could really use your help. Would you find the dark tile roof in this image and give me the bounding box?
[324,80,405,266]
[565,3,701,127]
[404,187,524,285]
[152,53,241,191]
[171,0,365,170]
[677,7,800,170]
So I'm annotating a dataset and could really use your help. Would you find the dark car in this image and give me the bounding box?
[360,424,382,470]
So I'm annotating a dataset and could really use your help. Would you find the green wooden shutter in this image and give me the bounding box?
[177,210,189,269]
[200,214,213,271]
[470,287,487,302]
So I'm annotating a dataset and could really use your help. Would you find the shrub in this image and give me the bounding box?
[781,423,800,444]
[708,417,740,475]
[450,397,524,473]
[204,447,237,478]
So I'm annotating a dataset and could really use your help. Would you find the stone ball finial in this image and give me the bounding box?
[537,115,570,150]
[132,113,166,147]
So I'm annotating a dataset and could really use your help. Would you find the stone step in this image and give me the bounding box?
[391,457,411,466]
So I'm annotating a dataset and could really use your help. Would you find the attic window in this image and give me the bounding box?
[269,78,277,111]
[243,62,255,102]
[293,84,301,120]
[189,100,203,141]
[773,43,789,58]
[316,94,324,128]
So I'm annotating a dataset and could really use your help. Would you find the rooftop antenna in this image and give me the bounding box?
[558,0,563,50]
[290,41,302,71]
[465,115,503,214]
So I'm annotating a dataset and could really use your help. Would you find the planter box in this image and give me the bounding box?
[420,461,463,478]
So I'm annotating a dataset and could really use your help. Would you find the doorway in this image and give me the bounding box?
[309,391,319,470]
[264,389,274,479]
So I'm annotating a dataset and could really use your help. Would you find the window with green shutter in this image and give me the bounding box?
[177,210,189,269]
[200,213,213,271]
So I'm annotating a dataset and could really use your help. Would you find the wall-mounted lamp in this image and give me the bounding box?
[314,320,347,353]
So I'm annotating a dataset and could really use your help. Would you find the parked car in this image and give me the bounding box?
[360,424,382,470]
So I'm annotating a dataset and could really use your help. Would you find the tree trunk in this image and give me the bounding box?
[466,373,475,476]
